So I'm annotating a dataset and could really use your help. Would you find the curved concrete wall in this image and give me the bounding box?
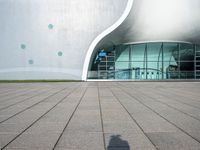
[85,0,200,80]
[0,0,128,80]
[1,0,200,80]
[94,0,200,49]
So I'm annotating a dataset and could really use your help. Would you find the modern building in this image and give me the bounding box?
[0,0,200,81]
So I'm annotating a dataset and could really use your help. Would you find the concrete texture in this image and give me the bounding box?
[0,0,128,80]
[0,82,200,149]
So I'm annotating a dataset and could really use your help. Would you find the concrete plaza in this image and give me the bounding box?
[0,82,200,150]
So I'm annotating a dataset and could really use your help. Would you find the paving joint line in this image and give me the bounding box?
[52,85,88,150]
[116,83,200,144]
[0,86,40,101]
[1,84,80,150]
[97,82,106,150]
[0,87,53,112]
[142,83,200,111]
[167,87,200,100]
[109,84,159,150]
[118,83,200,123]
[138,87,200,123]
[0,83,80,124]
[0,85,32,96]
[157,88,200,109]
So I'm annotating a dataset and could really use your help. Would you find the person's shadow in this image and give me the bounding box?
[107,135,130,150]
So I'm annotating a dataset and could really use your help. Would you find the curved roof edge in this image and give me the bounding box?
[123,40,194,45]
[82,0,134,81]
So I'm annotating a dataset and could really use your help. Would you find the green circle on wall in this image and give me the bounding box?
[48,24,54,29]
[20,44,26,49]
[58,51,63,56]
[28,59,34,65]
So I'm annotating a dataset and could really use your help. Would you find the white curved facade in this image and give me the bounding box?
[0,0,200,80]
[0,0,127,80]
[97,0,200,47]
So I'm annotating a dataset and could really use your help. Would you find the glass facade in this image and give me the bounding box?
[88,42,200,80]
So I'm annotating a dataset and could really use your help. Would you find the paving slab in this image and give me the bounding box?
[0,82,200,150]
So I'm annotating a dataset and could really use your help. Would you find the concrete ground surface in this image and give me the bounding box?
[0,82,200,150]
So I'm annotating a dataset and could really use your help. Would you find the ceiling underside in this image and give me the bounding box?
[97,0,200,50]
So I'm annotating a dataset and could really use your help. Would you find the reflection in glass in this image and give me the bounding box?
[88,42,196,80]
[131,44,145,61]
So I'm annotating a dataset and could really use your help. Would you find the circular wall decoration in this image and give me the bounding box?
[20,44,26,49]
[48,24,54,30]
[58,51,63,56]
[28,59,34,65]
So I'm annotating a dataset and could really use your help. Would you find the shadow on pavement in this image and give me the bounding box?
[107,135,130,150]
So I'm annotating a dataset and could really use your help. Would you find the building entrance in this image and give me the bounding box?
[88,42,200,80]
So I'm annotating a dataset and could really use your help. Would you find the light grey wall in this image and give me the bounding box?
[97,0,200,49]
[0,0,128,80]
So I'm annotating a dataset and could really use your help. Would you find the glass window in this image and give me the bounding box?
[131,61,144,69]
[180,43,194,61]
[146,69,160,80]
[180,61,194,71]
[131,44,145,61]
[148,61,160,72]
[88,42,197,80]
[107,56,115,62]
[163,43,178,62]
[196,45,200,69]
[115,71,130,79]
[164,59,178,72]
[147,43,162,61]
[115,62,129,70]
[164,60,179,79]
[116,45,129,61]
[180,71,194,79]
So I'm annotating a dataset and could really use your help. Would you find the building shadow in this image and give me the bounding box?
[107,135,130,150]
